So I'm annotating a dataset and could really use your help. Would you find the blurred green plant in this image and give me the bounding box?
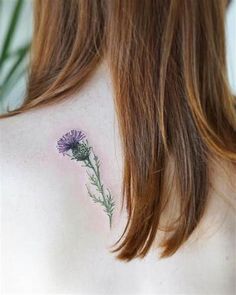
[0,0,31,107]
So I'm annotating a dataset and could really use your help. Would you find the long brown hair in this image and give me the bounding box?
[1,0,236,261]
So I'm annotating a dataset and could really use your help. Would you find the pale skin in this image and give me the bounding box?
[0,61,235,294]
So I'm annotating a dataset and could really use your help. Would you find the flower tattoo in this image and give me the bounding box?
[57,130,115,228]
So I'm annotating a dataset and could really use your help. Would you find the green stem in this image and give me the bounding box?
[87,156,113,228]
[87,158,107,208]
[108,215,112,229]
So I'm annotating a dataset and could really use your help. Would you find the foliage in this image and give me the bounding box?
[0,0,31,108]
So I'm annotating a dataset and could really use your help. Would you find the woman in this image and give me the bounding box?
[0,0,235,294]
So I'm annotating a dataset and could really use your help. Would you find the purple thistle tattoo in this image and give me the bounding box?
[57,130,86,155]
[56,130,115,228]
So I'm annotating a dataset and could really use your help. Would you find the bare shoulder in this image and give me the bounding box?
[0,62,115,163]
[0,62,123,233]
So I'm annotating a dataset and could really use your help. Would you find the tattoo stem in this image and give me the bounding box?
[86,156,113,228]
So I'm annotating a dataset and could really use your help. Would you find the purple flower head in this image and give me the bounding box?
[57,129,86,155]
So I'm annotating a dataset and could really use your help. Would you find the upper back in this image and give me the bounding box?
[0,62,236,294]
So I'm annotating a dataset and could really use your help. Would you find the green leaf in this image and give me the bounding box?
[4,42,30,59]
[0,0,25,70]
[1,42,30,87]
[0,66,26,106]
[0,0,2,19]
